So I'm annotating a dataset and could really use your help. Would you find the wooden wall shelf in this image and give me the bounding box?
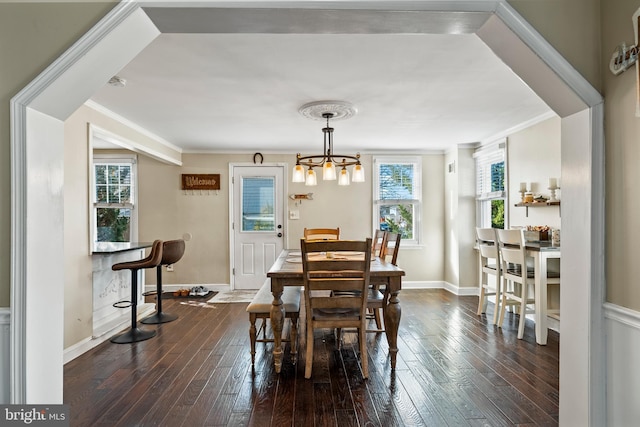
[514,201,561,217]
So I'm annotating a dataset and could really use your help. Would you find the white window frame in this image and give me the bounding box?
[474,139,508,229]
[90,153,138,246]
[372,156,422,246]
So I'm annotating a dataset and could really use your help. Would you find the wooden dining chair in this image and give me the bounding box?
[301,238,372,379]
[371,229,387,257]
[303,227,340,241]
[496,228,560,339]
[476,228,502,325]
[367,231,401,332]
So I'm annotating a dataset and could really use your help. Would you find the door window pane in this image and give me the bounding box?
[242,177,275,231]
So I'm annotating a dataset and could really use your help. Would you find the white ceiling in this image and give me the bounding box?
[89,6,553,154]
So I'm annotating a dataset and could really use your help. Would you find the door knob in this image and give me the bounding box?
[277,232,283,237]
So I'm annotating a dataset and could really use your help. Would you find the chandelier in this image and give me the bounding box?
[292,101,365,186]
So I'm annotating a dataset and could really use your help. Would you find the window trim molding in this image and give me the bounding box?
[90,152,138,252]
[474,138,509,229]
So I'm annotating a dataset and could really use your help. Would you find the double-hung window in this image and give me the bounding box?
[373,156,422,245]
[92,154,137,243]
[474,140,506,229]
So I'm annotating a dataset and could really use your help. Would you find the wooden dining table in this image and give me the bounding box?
[525,241,561,345]
[267,249,406,373]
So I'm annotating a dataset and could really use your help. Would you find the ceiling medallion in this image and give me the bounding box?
[298,100,358,121]
[292,101,364,186]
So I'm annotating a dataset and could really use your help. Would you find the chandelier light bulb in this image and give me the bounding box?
[292,163,305,182]
[305,168,317,186]
[323,161,337,180]
[338,167,350,186]
[352,163,365,182]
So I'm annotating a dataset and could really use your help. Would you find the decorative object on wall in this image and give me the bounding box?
[292,101,364,186]
[289,193,314,202]
[519,182,530,202]
[548,177,560,202]
[107,75,127,87]
[181,174,220,190]
[609,7,640,116]
[253,153,263,164]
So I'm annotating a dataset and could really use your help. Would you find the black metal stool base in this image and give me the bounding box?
[110,327,156,344]
[141,312,178,324]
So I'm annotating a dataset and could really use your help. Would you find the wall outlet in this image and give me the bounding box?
[166,264,174,272]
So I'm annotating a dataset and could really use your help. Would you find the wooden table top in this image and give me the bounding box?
[267,250,405,279]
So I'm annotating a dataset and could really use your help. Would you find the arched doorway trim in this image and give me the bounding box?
[10,2,604,424]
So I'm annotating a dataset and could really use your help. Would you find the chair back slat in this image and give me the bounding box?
[372,229,387,256]
[496,229,528,281]
[476,227,499,262]
[303,227,340,240]
[380,232,401,265]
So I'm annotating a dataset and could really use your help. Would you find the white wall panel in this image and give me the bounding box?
[605,303,640,426]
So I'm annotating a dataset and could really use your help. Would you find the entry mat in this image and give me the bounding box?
[207,290,258,304]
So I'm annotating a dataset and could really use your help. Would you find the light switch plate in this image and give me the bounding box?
[289,210,300,220]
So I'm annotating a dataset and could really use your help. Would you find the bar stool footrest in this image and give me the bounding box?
[113,300,133,308]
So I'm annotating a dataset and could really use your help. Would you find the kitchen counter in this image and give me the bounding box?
[92,241,153,254]
[91,241,154,338]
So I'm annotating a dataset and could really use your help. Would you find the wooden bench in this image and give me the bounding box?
[246,281,302,366]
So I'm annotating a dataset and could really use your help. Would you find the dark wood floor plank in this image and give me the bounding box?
[395,368,449,426]
[64,289,559,427]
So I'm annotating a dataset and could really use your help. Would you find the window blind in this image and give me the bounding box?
[474,145,505,200]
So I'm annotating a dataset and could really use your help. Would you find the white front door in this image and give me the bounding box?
[231,164,285,289]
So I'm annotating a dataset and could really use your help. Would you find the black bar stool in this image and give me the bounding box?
[142,239,186,324]
[110,240,163,344]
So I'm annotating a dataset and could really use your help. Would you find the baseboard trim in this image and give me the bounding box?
[63,304,155,365]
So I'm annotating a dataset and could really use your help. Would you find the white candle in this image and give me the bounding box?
[549,177,557,188]
[519,182,527,192]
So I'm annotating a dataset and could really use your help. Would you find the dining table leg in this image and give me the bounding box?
[384,276,402,369]
[532,251,549,345]
[269,279,285,373]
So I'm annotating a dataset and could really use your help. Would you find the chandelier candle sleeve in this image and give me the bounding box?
[338,167,350,186]
[305,168,317,186]
[292,164,305,182]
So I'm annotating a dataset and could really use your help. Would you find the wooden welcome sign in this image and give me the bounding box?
[181,174,220,190]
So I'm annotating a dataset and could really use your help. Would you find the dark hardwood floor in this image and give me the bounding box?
[64,289,559,426]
